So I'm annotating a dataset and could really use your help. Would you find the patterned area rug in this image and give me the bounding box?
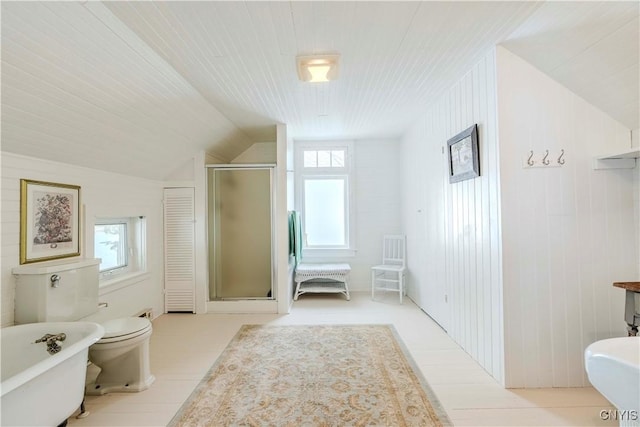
[169,325,451,426]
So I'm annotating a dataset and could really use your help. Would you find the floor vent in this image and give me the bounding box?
[136,308,153,320]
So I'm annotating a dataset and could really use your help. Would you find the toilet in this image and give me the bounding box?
[86,317,155,395]
[12,258,155,396]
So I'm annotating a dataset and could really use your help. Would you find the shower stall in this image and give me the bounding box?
[207,165,275,301]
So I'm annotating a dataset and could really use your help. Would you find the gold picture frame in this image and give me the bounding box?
[20,179,81,264]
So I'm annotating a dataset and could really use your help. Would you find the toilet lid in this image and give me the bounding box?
[100,317,151,340]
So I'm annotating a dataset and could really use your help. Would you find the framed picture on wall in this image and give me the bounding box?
[20,179,81,264]
[447,124,480,183]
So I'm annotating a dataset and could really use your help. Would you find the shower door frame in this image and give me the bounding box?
[206,164,277,308]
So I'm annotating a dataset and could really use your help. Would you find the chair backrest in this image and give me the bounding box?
[381,235,406,267]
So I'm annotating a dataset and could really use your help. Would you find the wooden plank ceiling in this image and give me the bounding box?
[1,1,637,179]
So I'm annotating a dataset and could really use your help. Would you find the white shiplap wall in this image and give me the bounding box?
[496,47,638,388]
[1,152,165,327]
[636,162,640,272]
[401,49,504,384]
[352,139,402,289]
[400,121,430,317]
[634,130,640,272]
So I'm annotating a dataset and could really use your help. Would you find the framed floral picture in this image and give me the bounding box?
[20,179,81,264]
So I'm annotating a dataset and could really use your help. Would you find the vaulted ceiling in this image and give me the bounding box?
[1,1,638,180]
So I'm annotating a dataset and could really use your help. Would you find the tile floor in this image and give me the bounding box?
[69,292,613,426]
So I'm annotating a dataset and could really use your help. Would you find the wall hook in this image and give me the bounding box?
[542,149,550,165]
[557,149,565,165]
[527,150,535,166]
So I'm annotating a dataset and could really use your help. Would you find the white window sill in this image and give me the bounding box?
[302,248,357,259]
[99,271,150,296]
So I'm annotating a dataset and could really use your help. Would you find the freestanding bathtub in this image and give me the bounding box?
[1,322,104,426]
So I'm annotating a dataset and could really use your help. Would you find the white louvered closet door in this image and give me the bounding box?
[163,188,195,313]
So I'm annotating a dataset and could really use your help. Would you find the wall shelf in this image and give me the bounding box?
[593,147,639,170]
[613,282,640,292]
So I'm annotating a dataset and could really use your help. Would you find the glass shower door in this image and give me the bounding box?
[208,167,274,300]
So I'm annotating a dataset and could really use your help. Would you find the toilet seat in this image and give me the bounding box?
[97,317,151,344]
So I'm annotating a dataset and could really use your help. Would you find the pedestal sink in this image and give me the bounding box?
[585,337,640,426]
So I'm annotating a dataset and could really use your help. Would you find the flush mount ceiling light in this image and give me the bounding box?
[296,54,340,83]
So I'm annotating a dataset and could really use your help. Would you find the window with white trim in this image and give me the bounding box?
[295,141,355,255]
[94,216,145,282]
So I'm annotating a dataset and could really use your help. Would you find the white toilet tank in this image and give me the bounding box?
[12,258,100,324]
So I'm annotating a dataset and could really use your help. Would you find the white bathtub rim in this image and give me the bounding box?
[1,322,104,396]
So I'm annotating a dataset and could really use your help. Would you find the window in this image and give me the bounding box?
[303,150,345,168]
[95,222,128,272]
[303,178,346,246]
[94,217,145,282]
[295,141,355,255]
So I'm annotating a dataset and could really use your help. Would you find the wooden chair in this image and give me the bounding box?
[371,235,406,303]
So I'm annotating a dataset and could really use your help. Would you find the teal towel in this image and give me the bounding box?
[288,211,295,256]
[288,211,303,266]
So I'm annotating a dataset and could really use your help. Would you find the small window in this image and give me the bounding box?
[95,222,128,272]
[302,149,346,169]
[304,151,317,168]
[94,217,145,282]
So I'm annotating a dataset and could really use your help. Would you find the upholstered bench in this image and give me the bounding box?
[293,263,351,301]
